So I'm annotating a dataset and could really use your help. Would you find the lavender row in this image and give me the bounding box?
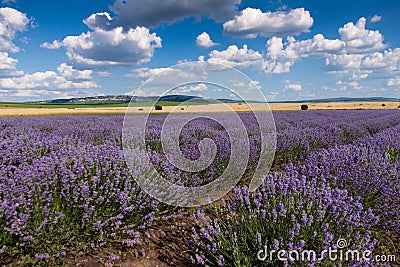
[1,110,399,264]
[191,166,380,266]
[135,110,400,189]
[191,117,400,266]
[274,110,400,162]
[0,117,159,263]
[303,124,400,235]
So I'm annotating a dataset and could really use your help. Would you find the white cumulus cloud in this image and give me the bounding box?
[387,77,400,87]
[208,44,263,69]
[57,63,93,80]
[223,7,313,38]
[40,40,61,49]
[0,71,99,90]
[284,80,302,91]
[206,16,396,80]
[370,15,382,23]
[127,67,203,80]
[0,7,30,53]
[205,33,345,75]
[42,25,162,68]
[325,54,364,72]
[175,83,208,94]
[196,32,218,48]
[361,48,400,70]
[263,37,299,74]
[0,52,23,77]
[338,17,385,54]
[291,34,345,57]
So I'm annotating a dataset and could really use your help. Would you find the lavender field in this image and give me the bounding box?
[1,110,399,266]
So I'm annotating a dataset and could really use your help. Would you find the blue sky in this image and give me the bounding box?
[0,0,399,101]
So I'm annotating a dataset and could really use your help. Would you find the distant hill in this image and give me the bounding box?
[33,95,400,105]
[34,95,241,105]
[36,95,132,104]
[34,95,204,104]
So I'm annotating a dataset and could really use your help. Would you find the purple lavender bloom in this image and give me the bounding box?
[35,253,49,261]
[217,255,225,266]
